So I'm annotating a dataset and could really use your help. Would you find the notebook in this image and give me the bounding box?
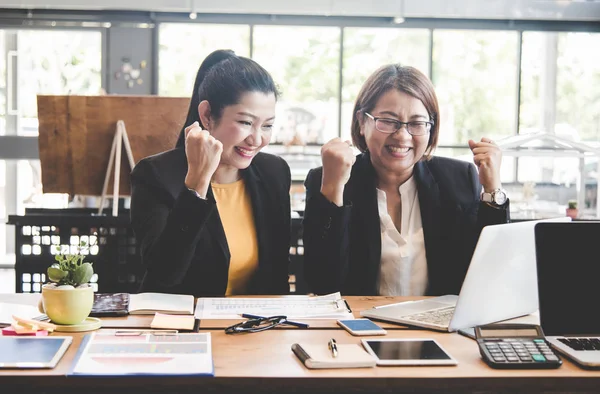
[361,217,572,332]
[0,336,72,368]
[291,343,376,369]
[91,292,195,316]
[535,221,600,369]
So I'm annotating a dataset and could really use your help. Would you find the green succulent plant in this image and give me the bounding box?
[47,242,94,287]
[568,200,578,210]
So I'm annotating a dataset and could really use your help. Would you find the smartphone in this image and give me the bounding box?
[337,318,387,336]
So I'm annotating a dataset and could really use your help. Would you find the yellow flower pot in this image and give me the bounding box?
[41,285,94,325]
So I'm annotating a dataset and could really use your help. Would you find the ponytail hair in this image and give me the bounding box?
[175,49,279,148]
[175,49,236,147]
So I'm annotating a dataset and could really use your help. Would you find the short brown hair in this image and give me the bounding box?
[350,64,440,160]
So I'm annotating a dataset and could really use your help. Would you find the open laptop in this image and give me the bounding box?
[360,217,571,332]
[535,221,600,369]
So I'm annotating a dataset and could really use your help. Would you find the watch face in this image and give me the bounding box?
[494,190,507,205]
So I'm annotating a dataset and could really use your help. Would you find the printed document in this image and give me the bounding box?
[195,292,353,319]
[70,332,213,376]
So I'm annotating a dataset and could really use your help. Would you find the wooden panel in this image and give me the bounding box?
[37,95,190,196]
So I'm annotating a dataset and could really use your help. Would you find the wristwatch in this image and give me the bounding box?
[481,188,508,206]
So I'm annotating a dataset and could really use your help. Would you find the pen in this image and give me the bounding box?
[241,314,309,329]
[328,338,338,358]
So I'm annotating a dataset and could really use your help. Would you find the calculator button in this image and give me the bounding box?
[545,355,559,361]
[532,354,546,362]
[507,357,519,362]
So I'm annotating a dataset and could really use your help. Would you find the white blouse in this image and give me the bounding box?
[376,176,428,296]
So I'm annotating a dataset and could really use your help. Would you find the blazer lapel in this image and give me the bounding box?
[204,184,231,266]
[174,148,229,267]
[350,153,381,293]
[414,160,442,294]
[241,164,270,268]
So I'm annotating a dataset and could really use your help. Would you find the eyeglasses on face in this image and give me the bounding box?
[224,315,288,334]
[363,112,433,136]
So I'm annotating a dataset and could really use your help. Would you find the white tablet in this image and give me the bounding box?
[361,338,457,366]
[0,336,72,368]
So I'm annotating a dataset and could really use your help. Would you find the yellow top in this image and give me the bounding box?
[211,179,259,295]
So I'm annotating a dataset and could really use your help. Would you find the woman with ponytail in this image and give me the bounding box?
[131,49,291,297]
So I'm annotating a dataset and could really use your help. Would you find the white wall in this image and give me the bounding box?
[2,0,600,21]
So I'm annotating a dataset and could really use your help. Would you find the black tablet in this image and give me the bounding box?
[361,338,457,366]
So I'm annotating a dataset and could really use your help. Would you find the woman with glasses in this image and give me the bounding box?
[130,49,291,297]
[302,64,509,296]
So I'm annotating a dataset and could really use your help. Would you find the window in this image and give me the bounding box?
[158,23,250,97]
[15,30,102,136]
[519,31,546,135]
[0,30,5,137]
[433,30,519,145]
[556,32,600,143]
[341,27,430,141]
[252,26,341,146]
[517,32,599,218]
[1,29,101,268]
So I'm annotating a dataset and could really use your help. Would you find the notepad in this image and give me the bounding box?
[150,313,196,330]
[291,342,377,369]
[91,292,195,316]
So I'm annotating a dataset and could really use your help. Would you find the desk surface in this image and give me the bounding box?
[0,294,598,394]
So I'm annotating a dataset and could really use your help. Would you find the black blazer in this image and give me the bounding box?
[303,152,510,296]
[130,147,291,297]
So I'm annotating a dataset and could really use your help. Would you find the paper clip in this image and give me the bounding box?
[115,330,178,336]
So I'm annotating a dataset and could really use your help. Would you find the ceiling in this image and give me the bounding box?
[1,0,600,21]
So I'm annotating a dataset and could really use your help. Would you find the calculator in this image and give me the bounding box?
[475,324,562,369]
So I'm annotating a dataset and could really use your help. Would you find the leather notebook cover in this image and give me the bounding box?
[90,293,130,317]
[291,343,376,369]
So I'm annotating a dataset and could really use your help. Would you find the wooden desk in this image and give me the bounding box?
[1,294,598,393]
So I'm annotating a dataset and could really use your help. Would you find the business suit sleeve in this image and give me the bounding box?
[130,159,216,291]
[302,168,352,294]
[464,162,511,229]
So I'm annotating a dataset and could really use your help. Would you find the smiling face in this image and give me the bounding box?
[360,88,431,182]
[202,91,276,170]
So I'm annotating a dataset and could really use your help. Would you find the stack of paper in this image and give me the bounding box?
[195,292,353,320]
[0,302,48,326]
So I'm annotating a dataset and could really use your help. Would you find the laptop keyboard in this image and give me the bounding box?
[400,306,455,327]
[557,338,600,351]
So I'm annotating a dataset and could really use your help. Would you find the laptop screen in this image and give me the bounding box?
[535,221,600,336]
